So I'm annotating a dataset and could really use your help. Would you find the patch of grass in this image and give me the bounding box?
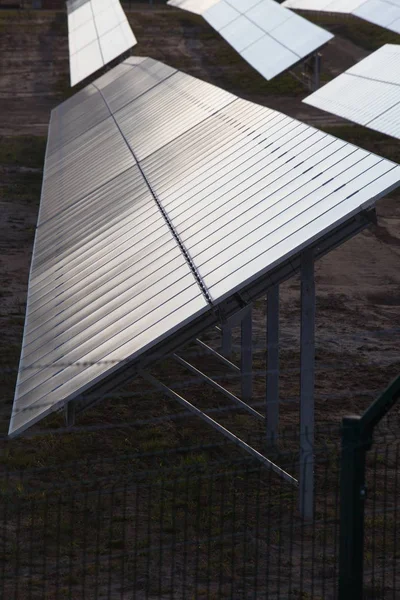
[53,72,75,101]
[0,171,43,204]
[49,11,67,35]
[262,72,305,95]
[0,136,46,168]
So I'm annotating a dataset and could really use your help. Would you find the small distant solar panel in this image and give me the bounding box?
[283,0,400,34]
[168,0,219,14]
[67,0,137,86]
[167,0,333,80]
[303,44,400,139]
[9,57,400,437]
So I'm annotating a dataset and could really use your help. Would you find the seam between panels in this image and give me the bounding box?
[92,82,214,308]
[88,0,105,65]
[364,98,400,127]
[332,74,400,128]
[48,69,178,160]
[346,71,400,88]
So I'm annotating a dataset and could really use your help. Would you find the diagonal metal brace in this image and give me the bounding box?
[139,370,298,487]
[173,354,264,421]
[195,338,240,372]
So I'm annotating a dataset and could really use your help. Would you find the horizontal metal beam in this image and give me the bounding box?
[140,370,297,486]
[173,354,264,421]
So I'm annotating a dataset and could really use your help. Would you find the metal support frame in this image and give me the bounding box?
[218,303,252,359]
[299,249,315,521]
[288,50,321,92]
[241,305,253,402]
[266,285,280,444]
[140,369,298,486]
[61,213,382,528]
[74,212,374,419]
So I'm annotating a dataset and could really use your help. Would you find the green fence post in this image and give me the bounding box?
[339,376,400,599]
[338,416,371,600]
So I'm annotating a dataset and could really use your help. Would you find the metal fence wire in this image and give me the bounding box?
[363,440,400,599]
[0,440,338,599]
[0,425,399,599]
[0,426,394,600]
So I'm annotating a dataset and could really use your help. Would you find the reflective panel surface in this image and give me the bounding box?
[167,0,333,80]
[10,57,400,437]
[67,0,137,86]
[303,44,400,140]
[283,0,400,33]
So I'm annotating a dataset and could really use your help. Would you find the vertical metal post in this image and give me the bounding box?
[299,249,315,521]
[241,305,253,402]
[64,401,75,428]
[266,285,279,444]
[338,376,400,598]
[339,416,369,599]
[314,52,320,91]
[221,323,233,359]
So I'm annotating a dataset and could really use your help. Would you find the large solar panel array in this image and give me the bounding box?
[283,0,400,34]
[9,57,400,437]
[67,0,137,86]
[303,44,400,139]
[167,0,333,80]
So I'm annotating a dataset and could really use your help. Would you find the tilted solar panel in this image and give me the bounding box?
[283,0,400,34]
[67,0,137,86]
[167,0,333,80]
[303,44,400,140]
[9,57,400,436]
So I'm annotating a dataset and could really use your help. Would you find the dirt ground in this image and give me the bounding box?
[0,6,399,439]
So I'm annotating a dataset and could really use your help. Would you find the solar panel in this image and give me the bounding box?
[67,0,137,86]
[283,0,400,34]
[168,0,219,14]
[303,44,400,139]
[167,0,333,80]
[9,57,400,437]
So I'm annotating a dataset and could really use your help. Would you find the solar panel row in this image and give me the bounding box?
[9,58,400,437]
[168,0,333,80]
[304,44,400,140]
[67,0,137,86]
[283,0,400,34]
